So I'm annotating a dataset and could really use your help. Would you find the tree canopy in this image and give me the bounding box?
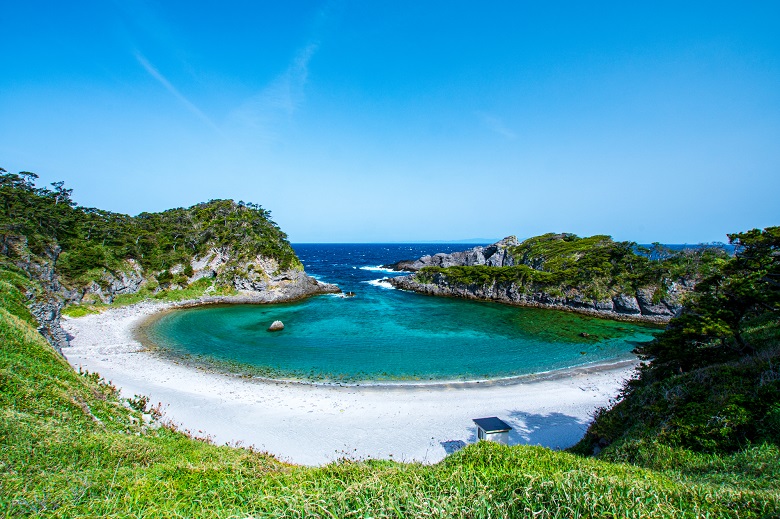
[636,226,780,378]
[0,169,301,286]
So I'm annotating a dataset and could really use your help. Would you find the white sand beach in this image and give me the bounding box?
[61,303,637,466]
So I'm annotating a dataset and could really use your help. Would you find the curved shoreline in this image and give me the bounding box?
[61,300,638,465]
[134,301,641,388]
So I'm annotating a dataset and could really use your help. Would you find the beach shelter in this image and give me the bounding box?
[472,417,512,444]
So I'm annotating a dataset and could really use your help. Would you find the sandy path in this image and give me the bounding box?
[61,302,635,465]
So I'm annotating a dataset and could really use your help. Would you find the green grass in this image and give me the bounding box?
[3,268,779,517]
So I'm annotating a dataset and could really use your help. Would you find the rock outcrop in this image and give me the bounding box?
[389,273,684,324]
[386,236,691,324]
[188,249,339,302]
[268,320,285,332]
[1,237,71,352]
[80,260,145,304]
[384,236,519,271]
[73,249,340,306]
[5,240,338,354]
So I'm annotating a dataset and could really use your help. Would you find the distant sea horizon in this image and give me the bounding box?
[290,240,736,253]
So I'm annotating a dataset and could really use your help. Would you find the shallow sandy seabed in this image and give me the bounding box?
[62,302,637,466]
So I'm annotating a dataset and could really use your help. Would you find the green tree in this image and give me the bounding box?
[636,226,779,378]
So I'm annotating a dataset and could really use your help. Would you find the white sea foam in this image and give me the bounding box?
[359,265,397,273]
[365,278,395,290]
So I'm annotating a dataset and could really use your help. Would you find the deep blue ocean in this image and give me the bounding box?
[142,244,659,383]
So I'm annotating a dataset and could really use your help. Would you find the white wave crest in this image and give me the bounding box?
[359,265,396,273]
[364,278,395,290]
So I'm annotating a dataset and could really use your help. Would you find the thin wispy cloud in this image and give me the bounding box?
[227,43,319,137]
[259,43,319,115]
[134,51,219,131]
[476,111,517,140]
[229,1,343,134]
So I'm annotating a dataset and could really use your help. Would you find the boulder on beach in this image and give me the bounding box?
[268,320,285,332]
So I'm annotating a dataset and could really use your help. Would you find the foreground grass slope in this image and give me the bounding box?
[1,269,778,517]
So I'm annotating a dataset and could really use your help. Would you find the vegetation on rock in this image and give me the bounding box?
[576,227,779,460]
[0,168,301,296]
[416,233,728,302]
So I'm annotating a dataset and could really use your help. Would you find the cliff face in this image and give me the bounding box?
[76,250,339,306]
[183,248,340,302]
[2,237,72,352]
[389,274,685,323]
[10,243,338,353]
[386,235,703,324]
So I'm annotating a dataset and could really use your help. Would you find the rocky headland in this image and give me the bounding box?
[384,236,519,271]
[389,274,684,323]
[0,172,339,354]
[385,234,715,324]
[7,239,338,353]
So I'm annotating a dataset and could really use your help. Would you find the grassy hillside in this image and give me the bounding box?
[1,268,778,517]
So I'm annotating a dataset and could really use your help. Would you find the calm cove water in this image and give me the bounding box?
[142,244,659,383]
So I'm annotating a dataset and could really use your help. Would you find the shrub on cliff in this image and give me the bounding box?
[637,227,779,379]
[575,227,780,456]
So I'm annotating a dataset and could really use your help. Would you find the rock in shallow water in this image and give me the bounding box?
[268,320,285,332]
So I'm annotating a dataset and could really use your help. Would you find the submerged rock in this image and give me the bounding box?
[268,320,285,332]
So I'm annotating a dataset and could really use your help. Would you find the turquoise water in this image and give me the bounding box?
[142,244,658,382]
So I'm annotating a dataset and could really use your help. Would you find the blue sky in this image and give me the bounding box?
[2,2,779,243]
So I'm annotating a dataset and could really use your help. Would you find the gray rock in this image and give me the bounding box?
[566,294,596,309]
[79,260,145,304]
[29,299,69,353]
[383,236,518,272]
[389,275,673,324]
[612,294,642,314]
[268,320,284,331]
[635,287,674,316]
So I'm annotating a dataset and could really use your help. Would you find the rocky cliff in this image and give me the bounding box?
[389,273,686,323]
[7,242,338,353]
[76,250,339,306]
[385,235,709,324]
[384,236,519,271]
[0,171,339,354]
[1,236,72,351]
